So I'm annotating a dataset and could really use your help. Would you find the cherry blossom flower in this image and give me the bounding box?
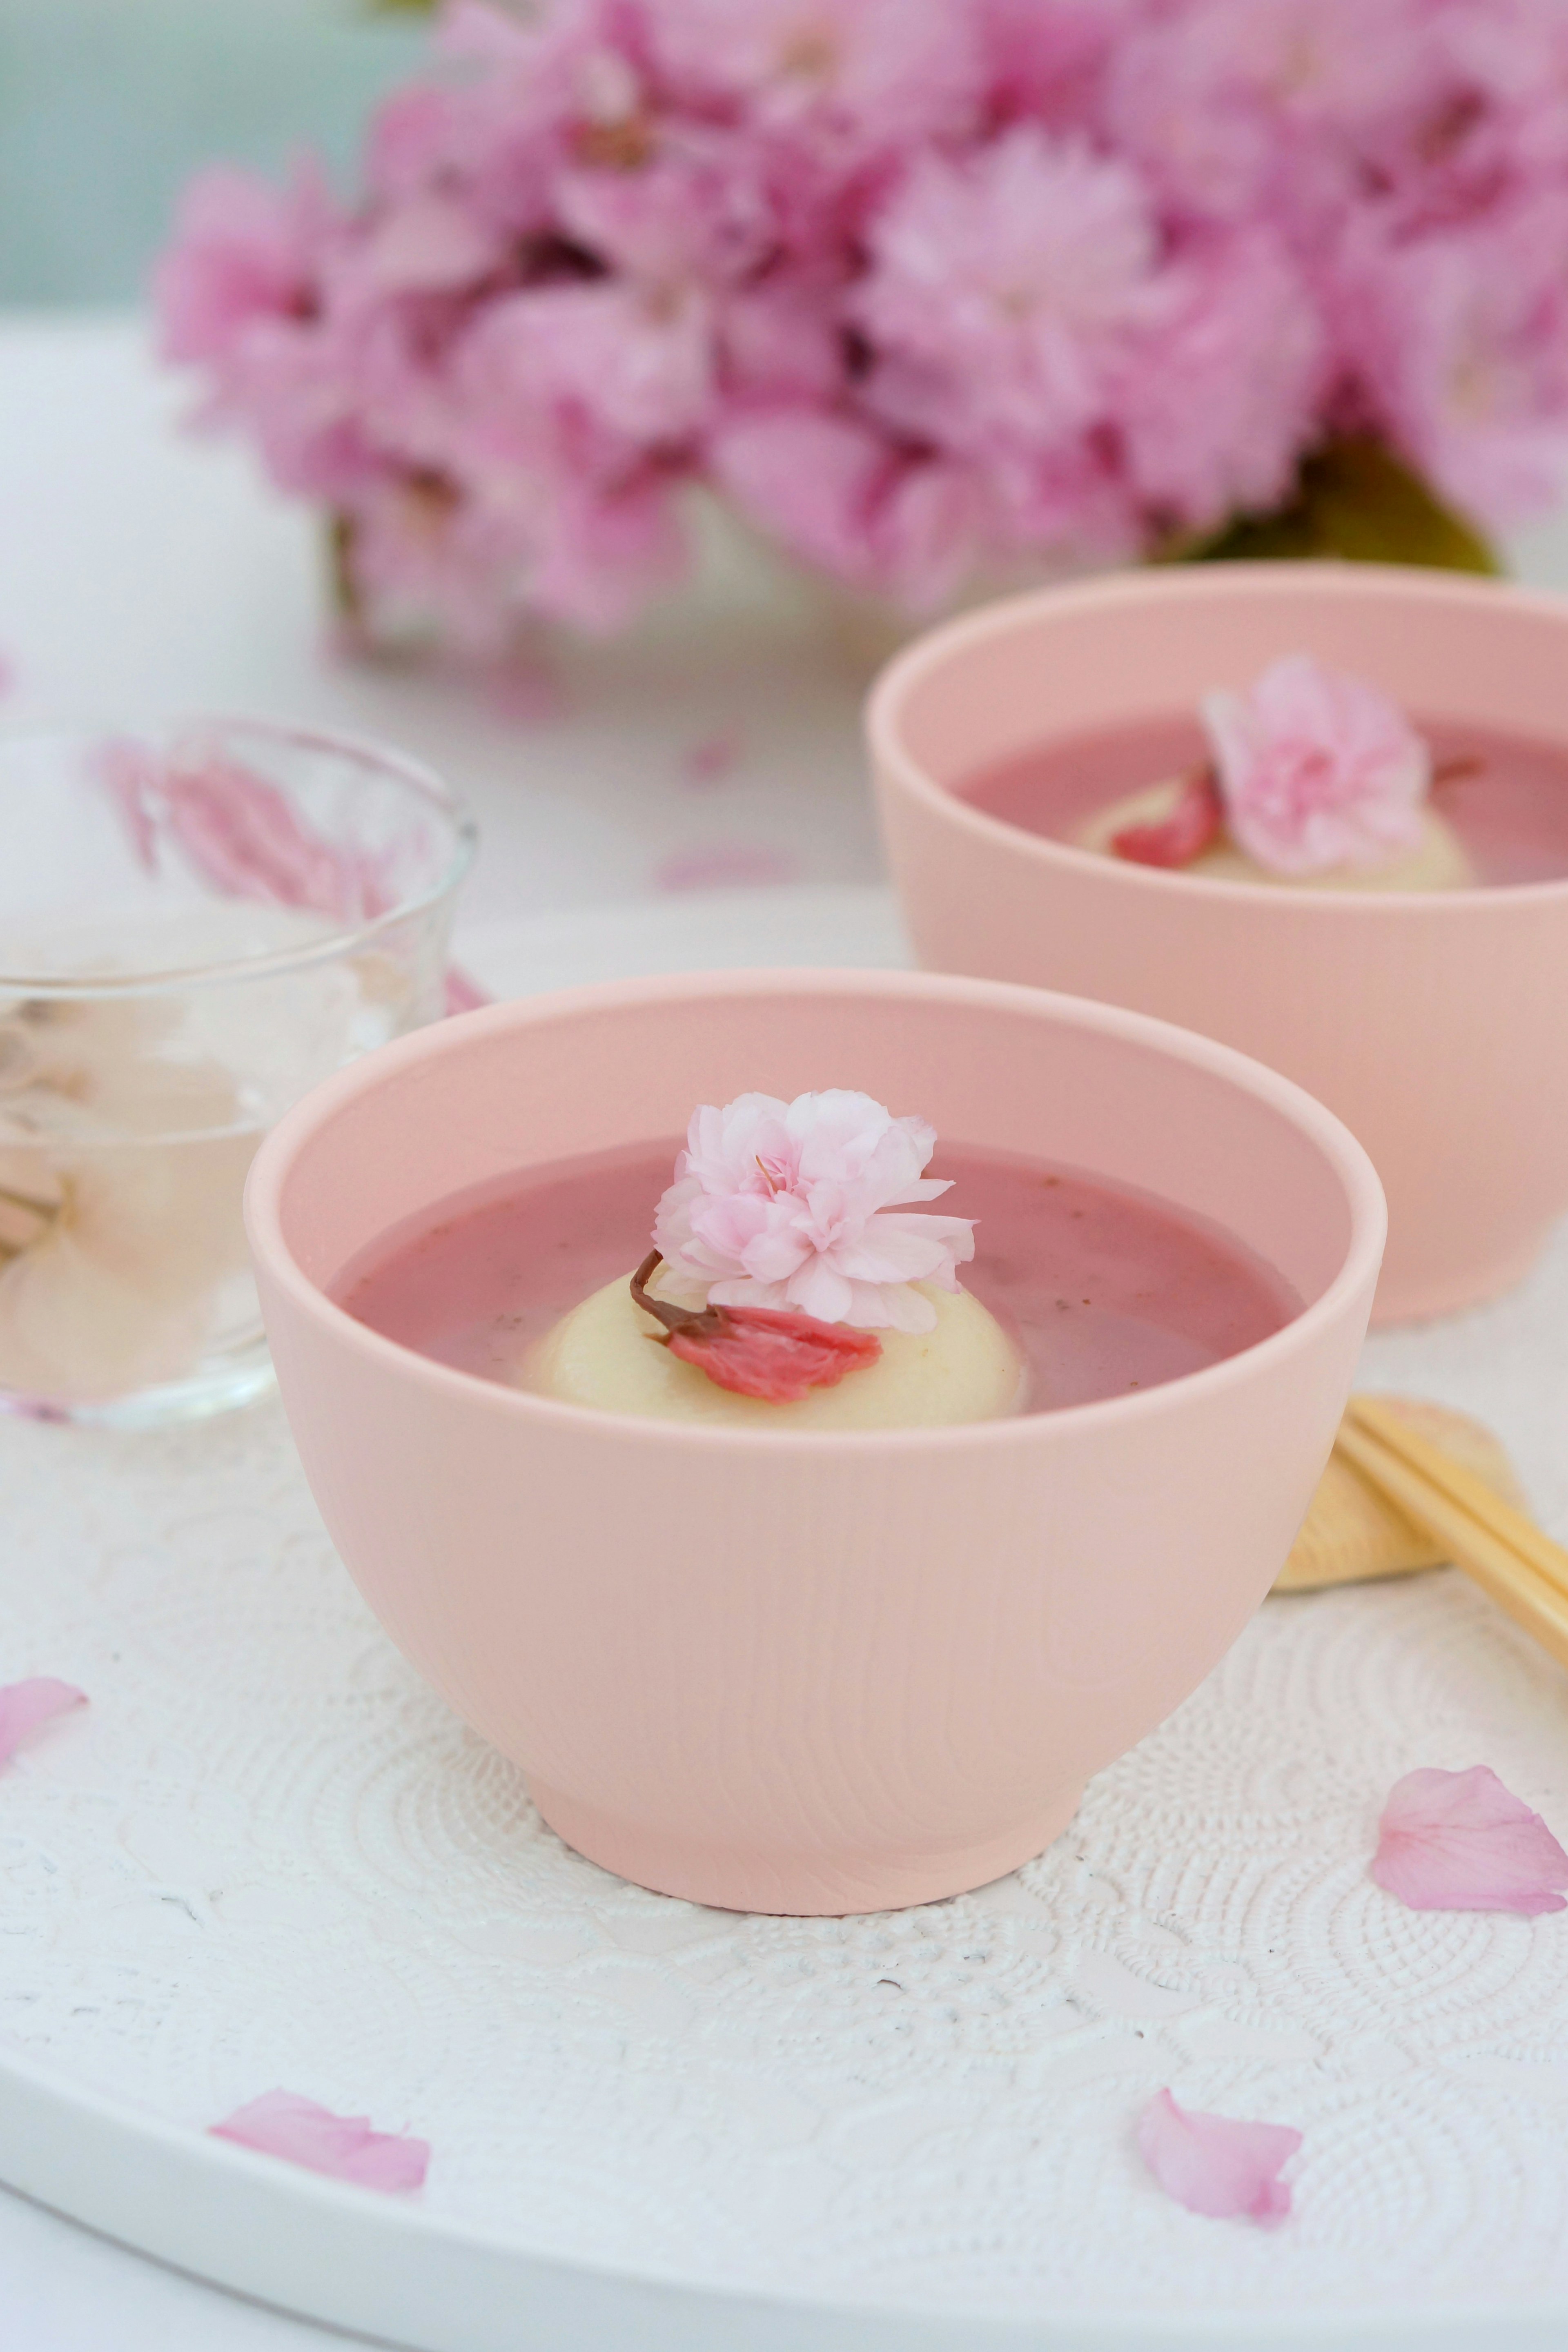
[155,161,339,385]
[1334,198,1568,528]
[1201,654,1431,877]
[0,1678,86,1768]
[653,1089,974,1333]
[1138,2089,1301,2225]
[1371,1766,1568,1915]
[211,2091,429,2193]
[856,129,1161,454]
[1112,228,1326,531]
[644,0,987,151]
[153,0,1568,639]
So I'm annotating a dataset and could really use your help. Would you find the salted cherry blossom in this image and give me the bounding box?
[1201,654,1431,876]
[653,1089,974,1333]
[1371,1766,1568,1915]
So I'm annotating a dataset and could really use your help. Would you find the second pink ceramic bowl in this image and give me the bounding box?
[870,563,1568,1323]
[245,969,1383,1916]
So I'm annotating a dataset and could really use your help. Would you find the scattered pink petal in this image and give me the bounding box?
[480,656,568,726]
[0,1678,87,1767]
[210,2091,429,2193]
[1111,767,1224,869]
[1371,1766,1568,1915]
[1138,2089,1301,2227]
[681,729,743,788]
[654,843,802,893]
[443,964,491,1016]
[667,1304,884,1401]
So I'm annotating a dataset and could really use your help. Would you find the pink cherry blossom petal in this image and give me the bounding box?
[1371,1765,1568,1915]
[682,729,743,787]
[210,2091,429,2193]
[1138,2089,1301,2226]
[160,755,370,920]
[443,965,491,1016]
[0,1678,87,1767]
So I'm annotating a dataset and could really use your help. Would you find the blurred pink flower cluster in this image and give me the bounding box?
[156,0,1568,646]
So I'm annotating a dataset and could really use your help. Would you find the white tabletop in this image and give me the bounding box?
[3,313,1568,2352]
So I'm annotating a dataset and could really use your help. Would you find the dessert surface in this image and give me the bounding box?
[340,1140,1299,1420]
[962,714,1568,889]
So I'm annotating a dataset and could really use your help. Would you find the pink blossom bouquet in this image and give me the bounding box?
[156,0,1568,654]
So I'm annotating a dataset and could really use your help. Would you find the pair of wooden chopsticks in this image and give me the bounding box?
[1335,1395,1568,1671]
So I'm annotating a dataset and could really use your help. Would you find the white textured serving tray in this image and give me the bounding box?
[4,889,1568,2352]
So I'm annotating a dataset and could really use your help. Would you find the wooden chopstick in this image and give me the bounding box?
[1347,1395,1568,1602]
[1334,1409,1568,1674]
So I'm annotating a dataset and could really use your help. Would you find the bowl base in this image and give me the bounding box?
[526,1779,1087,1917]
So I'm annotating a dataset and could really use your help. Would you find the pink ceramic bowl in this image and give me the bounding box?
[870,563,1568,1323]
[245,969,1383,1917]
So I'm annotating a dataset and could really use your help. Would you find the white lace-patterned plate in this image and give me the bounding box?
[3,888,1568,2352]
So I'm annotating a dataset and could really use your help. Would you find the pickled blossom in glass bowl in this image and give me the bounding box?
[0,722,473,1426]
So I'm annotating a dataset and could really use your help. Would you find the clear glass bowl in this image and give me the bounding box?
[0,717,474,1427]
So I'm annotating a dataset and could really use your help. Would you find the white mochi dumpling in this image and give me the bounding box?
[1077,779,1472,893]
[521,1272,1025,1430]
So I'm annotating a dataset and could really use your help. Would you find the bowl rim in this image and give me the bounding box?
[0,713,478,995]
[867,559,1568,913]
[244,965,1387,1455]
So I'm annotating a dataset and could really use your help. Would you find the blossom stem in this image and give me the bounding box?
[630,1250,726,1342]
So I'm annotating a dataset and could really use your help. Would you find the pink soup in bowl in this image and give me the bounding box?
[245,969,1383,1916]
[869,563,1568,1324]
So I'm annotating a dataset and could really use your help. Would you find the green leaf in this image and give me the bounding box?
[1169,437,1501,576]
